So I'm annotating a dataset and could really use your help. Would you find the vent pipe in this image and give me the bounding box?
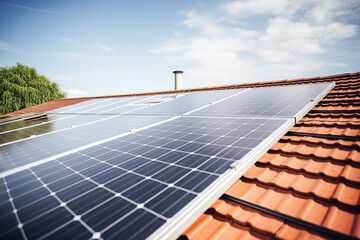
[173,70,183,90]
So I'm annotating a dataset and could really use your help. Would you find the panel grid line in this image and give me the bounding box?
[2,179,28,240]
[28,168,97,236]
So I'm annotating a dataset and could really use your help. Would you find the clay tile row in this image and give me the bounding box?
[257,152,360,183]
[225,180,360,237]
[281,135,360,148]
[242,164,360,207]
[270,141,360,163]
[183,200,328,240]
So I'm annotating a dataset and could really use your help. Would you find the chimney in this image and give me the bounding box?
[173,70,183,90]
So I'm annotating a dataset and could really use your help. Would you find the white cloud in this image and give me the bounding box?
[98,45,114,52]
[0,40,18,52]
[173,31,182,37]
[222,0,289,16]
[0,2,59,14]
[150,0,359,87]
[181,10,228,35]
[60,38,72,43]
[65,89,91,98]
[55,51,100,59]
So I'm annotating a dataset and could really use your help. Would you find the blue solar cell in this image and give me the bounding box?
[82,197,136,232]
[102,209,166,240]
[42,221,92,240]
[56,180,97,202]
[91,167,126,184]
[67,188,114,215]
[176,154,210,168]
[198,158,232,174]
[105,173,144,193]
[122,179,167,203]
[133,161,169,176]
[10,181,42,198]
[0,227,23,240]
[0,200,13,216]
[145,187,196,218]
[17,196,60,223]
[48,174,84,192]
[152,165,191,184]
[0,213,19,236]
[175,171,218,193]
[79,163,111,177]
[40,168,74,184]
[12,187,49,207]
[22,207,74,240]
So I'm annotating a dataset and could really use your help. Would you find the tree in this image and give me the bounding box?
[0,63,67,114]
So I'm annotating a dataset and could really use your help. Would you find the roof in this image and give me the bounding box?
[1,71,359,239]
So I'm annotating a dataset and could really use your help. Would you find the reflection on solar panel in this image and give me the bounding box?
[130,89,245,115]
[0,82,334,239]
[191,83,331,120]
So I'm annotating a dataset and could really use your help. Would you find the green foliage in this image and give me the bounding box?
[0,63,67,114]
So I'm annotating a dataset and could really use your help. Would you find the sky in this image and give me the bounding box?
[0,0,359,98]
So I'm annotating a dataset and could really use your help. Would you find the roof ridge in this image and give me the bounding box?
[55,71,360,101]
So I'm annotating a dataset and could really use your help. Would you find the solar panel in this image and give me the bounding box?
[0,114,56,133]
[49,98,111,113]
[0,116,291,239]
[191,83,333,121]
[0,82,335,240]
[0,95,171,145]
[0,115,109,145]
[0,115,171,173]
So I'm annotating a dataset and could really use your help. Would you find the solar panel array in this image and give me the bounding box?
[0,82,334,239]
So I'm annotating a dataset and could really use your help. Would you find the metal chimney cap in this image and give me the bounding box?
[173,70,183,73]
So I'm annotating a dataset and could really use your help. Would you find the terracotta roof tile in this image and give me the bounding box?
[257,152,360,184]
[269,141,360,163]
[182,214,268,240]
[225,180,360,237]
[243,164,360,207]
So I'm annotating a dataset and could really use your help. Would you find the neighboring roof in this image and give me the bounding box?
[1,71,359,239]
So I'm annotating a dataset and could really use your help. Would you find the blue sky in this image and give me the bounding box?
[0,0,359,97]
